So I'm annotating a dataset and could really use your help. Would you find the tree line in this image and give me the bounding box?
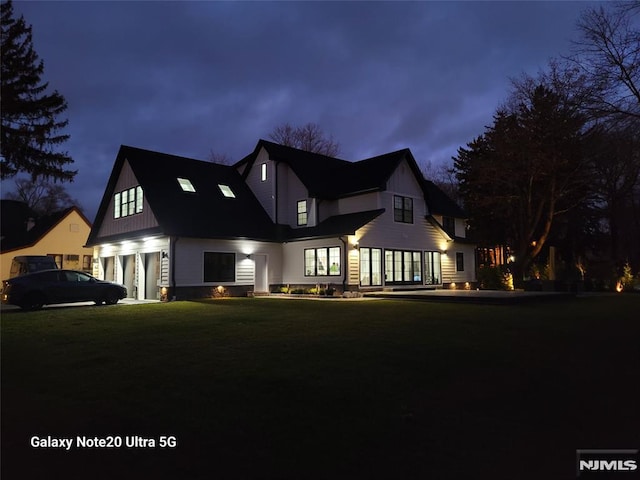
[452,2,640,284]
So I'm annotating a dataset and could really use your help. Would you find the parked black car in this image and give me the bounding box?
[1,269,127,310]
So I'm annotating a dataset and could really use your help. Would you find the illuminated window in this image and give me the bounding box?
[261,163,267,182]
[297,200,307,226]
[178,178,196,192]
[360,248,382,286]
[425,251,441,285]
[384,249,421,284]
[304,247,340,276]
[218,184,236,198]
[114,186,143,218]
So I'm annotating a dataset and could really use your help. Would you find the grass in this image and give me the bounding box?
[2,296,639,479]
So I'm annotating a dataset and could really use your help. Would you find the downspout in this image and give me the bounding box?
[340,236,348,293]
[171,236,179,301]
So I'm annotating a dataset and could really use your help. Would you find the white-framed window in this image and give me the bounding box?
[456,252,465,272]
[114,186,143,218]
[297,200,308,226]
[178,178,196,192]
[304,247,340,276]
[261,163,267,182]
[218,184,236,198]
[393,195,413,223]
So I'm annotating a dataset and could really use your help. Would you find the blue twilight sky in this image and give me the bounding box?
[2,0,599,221]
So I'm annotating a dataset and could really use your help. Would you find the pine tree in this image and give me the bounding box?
[1,0,75,181]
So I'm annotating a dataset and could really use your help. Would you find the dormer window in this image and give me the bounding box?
[177,178,196,192]
[218,184,236,198]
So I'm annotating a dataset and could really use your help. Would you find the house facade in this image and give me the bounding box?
[86,141,476,300]
[0,201,94,280]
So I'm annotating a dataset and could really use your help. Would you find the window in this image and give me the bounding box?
[304,247,340,276]
[204,252,235,282]
[83,255,92,272]
[178,178,196,192]
[425,251,441,285]
[384,249,421,284]
[218,184,236,198]
[64,271,93,282]
[442,216,456,237]
[360,247,382,286]
[114,186,143,218]
[297,200,308,226]
[393,195,413,223]
[261,163,267,182]
[456,252,465,272]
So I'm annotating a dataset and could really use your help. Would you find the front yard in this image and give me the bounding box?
[2,296,639,479]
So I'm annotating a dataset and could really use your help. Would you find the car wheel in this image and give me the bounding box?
[94,298,104,306]
[105,289,120,305]
[20,292,45,311]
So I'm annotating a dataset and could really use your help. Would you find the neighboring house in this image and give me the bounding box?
[86,141,476,300]
[0,200,94,280]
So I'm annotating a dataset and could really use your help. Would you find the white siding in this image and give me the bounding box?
[282,238,345,285]
[332,192,380,217]
[441,243,476,284]
[276,164,315,227]
[96,159,160,238]
[357,196,442,252]
[174,238,282,287]
[243,148,277,222]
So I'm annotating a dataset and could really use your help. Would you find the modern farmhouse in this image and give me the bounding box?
[86,140,476,300]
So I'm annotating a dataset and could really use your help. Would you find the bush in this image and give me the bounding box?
[477,265,512,290]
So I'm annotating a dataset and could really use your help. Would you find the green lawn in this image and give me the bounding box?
[2,296,639,479]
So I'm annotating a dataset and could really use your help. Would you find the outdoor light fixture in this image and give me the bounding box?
[246,254,252,259]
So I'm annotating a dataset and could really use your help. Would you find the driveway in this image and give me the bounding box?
[0,298,159,313]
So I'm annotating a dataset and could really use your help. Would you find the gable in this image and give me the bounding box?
[88,146,278,245]
[93,159,160,242]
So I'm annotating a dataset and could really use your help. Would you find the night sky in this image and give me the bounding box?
[2,1,598,221]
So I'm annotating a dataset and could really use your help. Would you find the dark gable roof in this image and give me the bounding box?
[421,180,467,218]
[286,209,385,240]
[89,142,467,246]
[239,140,416,200]
[88,146,278,245]
[1,202,90,253]
[240,140,467,217]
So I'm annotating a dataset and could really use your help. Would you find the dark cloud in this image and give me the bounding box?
[2,1,599,220]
